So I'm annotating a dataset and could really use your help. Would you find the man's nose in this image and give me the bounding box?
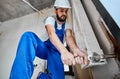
[63,12,67,16]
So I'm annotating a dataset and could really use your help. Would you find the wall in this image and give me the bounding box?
[0,0,54,22]
[0,8,54,79]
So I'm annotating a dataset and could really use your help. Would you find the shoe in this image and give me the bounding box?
[31,57,47,79]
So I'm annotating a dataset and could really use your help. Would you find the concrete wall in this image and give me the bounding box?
[0,8,54,79]
[0,0,54,22]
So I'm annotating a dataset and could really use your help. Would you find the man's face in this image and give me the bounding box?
[55,8,68,22]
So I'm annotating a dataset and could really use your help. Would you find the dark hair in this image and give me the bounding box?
[54,7,58,10]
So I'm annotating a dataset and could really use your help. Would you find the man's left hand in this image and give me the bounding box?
[73,48,89,65]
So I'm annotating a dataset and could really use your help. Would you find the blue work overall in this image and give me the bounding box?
[9,21,65,79]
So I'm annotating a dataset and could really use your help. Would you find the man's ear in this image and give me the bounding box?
[54,9,57,14]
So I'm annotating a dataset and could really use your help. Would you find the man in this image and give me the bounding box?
[10,0,88,79]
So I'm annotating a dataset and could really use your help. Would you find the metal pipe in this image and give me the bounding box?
[22,0,39,12]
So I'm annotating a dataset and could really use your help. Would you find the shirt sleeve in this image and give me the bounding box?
[65,23,72,30]
[44,17,55,26]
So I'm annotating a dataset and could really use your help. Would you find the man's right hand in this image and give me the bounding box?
[61,51,75,66]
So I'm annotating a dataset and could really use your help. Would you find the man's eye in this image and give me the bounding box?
[60,10,64,13]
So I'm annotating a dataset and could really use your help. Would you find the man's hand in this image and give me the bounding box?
[61,51,76,66]
[73,48,89,65]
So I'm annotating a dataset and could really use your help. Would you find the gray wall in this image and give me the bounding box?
[0,8,54,79]
[0,0,54,22]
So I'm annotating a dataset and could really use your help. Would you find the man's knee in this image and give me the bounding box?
[22,31,35,37]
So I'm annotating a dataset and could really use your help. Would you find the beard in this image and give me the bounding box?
[56,14,67,22]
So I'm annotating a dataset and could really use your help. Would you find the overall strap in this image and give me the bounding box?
[54,21,65,43]
[44,21,66,51]
[54,21,65,31]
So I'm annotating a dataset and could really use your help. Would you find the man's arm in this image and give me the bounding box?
[66,29,89,65]
[45,24,75,65]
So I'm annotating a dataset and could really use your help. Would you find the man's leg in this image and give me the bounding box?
[9,32,48,79]
[37,51,65,79]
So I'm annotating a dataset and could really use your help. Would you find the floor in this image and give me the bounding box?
[32,57,75,79]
